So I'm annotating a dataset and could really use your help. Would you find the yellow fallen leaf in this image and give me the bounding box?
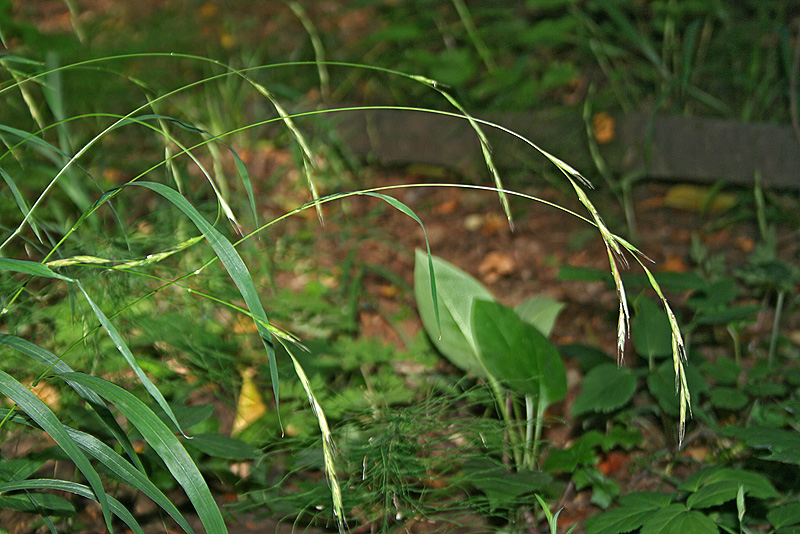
[232,367,267,436]
[663,185,736,213]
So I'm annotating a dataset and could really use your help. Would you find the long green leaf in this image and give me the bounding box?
[0,370,113,532]
[74,281,184,436]
[0,334,144,471]
[63,426,195,534]
[62,372,227,534]
[362,192,439,332]
[0,258,73,282]
[0,479,144,534]
[132,181,279,415]
[414,250,493,376]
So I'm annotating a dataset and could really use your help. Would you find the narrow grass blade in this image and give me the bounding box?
[0,258,73,283]
[0,370,113,532]
[0,334,145,471]
[360,192,439,333]
[284,344,345,533]
[0,479,144,534]
[62,372,227,534]
[132,182,280,418]
[0,167,42,242]
[63,426,195,534]
[74,281,185,436]
[286,1,330,100]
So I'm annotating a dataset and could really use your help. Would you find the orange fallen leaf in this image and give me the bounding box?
[592,112,615,144]
[660,254,689,273]
[433,198,458,214]
[598,451,628,475]
[478,251,516,283]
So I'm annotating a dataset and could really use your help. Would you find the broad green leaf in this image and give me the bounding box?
[464,458,551,511]
[573,466,620,509]
[0,479,145,534]
[62,372,227,534]
[185,433,260,460]
[472,299,566,404]
[0,370,113,531]
[708,387,748,411]
[647,360,706,417]
[769,503,800,529]
[681,467,779,508]
[133,182,278,416]
[640,504,718,534]
[0,257,73,282]
[700,357,740,386]
[632,297,672,360]
[585,492,674,534]
[514,295,565,337]
[572,364,636,417]
[722,426,800,465]
[414,250,493,376]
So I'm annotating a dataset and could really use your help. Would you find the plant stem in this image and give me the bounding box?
[524,394,534,468]
[768,290,785,369]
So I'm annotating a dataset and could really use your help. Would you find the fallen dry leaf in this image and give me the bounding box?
[592,112,615,144]
[478,251,516,283]
[232,367,267,436]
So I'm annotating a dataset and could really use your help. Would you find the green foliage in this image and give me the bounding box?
[571,363,636,416]
[472,299,566,402]
[413,249,493,376]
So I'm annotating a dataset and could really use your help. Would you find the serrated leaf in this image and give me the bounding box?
[721,426,800,464]
[682,468,779,508]
[414,250,493,376]
[572,364,636,417]
[573,467,620,509]
[464,458,551,511]
[640,504,718,534]
[708,387,748,410]
[769,503,800,528]
[585,492,673,534]
[514,295,565,337]
[632,297,672,359]
[472,299,566,403]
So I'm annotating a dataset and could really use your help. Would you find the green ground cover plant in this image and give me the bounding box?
[0,49,690,533]
[1,2,799,534]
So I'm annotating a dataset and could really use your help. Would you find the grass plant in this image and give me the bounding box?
[2,49,689,534]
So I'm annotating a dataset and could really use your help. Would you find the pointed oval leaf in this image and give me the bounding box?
[414,250,493,375]
[472,299,566,404]
[514,295,565,337]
